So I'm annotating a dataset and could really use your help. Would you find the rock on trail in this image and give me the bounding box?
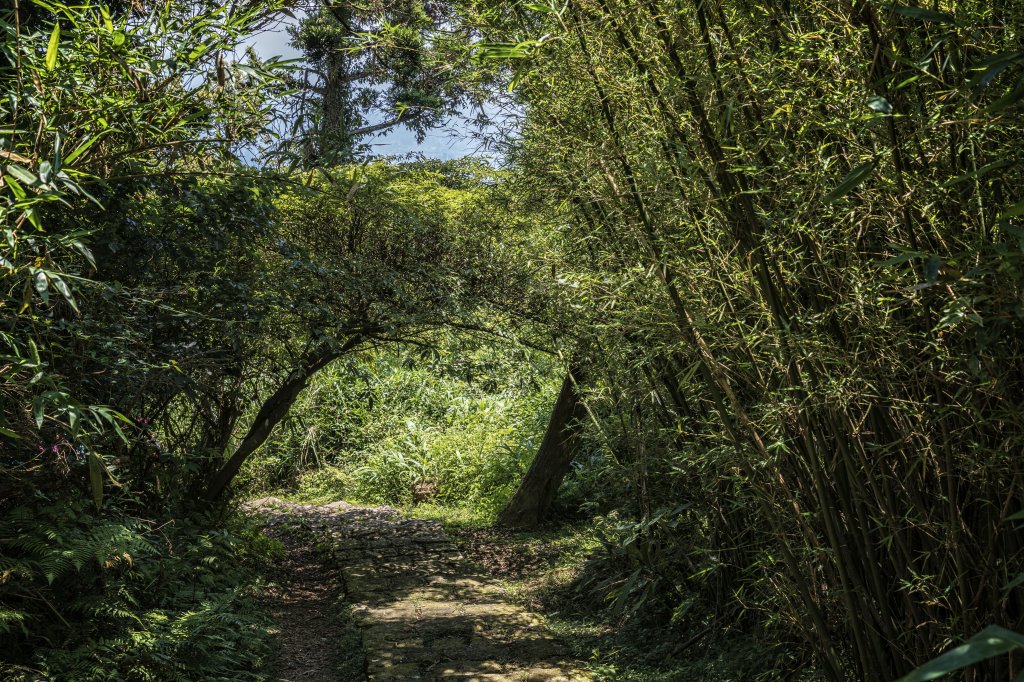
[245,497,590,682]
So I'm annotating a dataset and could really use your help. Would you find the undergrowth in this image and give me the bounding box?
[238,343,558,517]
[0,499,280,681]
[444,511,824,682]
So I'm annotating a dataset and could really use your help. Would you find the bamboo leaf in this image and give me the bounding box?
[941,159,1013,187]
[984,81,1024,114]
[25,208,43,230]
[63,132,108,165]
[34,270,49,297]
[6,164,38,186]
[867,96,893,114]
[100,4,113,31]
[72,240,96,268]
[5,175,27,201]
[971,52,1024,93]
[188,41,212,62]
[824,161,877,203]
[998,201,1024,221]
[46,22,60,71]
[1003,573,1024,592]
[51,275,79,312]
[897,626,1024,682]
[892,5,956,24]
[32,394,45,428]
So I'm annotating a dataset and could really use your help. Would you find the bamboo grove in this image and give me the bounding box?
[468,0,1024,678]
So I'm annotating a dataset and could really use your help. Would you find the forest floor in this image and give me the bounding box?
[245,497,591,681]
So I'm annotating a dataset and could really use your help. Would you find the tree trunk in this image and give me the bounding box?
[204,338,362,500]
[497,366,586,528]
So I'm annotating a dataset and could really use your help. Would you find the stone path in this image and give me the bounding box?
[246,497,590,682]
[261,519,345,682]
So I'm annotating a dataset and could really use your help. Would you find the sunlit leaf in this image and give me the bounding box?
[6,164,37,186]
[45,22,60,71]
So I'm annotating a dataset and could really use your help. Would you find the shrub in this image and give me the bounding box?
[0,500,278,680]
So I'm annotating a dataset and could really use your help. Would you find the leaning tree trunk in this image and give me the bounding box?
[204,338,362,500]
[497,366,587,528]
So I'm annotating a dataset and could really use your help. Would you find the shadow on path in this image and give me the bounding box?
[247,497,590,682]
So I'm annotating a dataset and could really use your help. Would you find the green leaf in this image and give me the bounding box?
[868,96,893,114]
[984,81,1024,114]
[824,160,877,203]
[474,41,541,61]
[32,394,45,429]
[51,275,78,312]
[28,339,41,366]
[188,41,212,61]
[897,626,1024,682]
[892,5,956,24]
[880,249,928,267]
[5,175,27,201]
[24,208,43,231]
[112,31,126,47]
[72,240,96,268]
[33,270,49,297]
[998,201,1024,221]
[971,52,1024,93]
[6,164,38,186]
[64,133,105,165]
[941,159,1013,187]
[52,130,62,173]
[1003,573,1024,593]
[45,22,60,71]
[100,4,114,31]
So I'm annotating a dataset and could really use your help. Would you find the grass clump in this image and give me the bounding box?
[239,342,558,519]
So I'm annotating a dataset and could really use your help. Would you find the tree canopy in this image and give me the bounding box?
[275,0,485,163]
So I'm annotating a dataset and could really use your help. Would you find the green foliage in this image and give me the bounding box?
[0,0,285,445]
[895,625,1024,682]
[1,1,290,677]
[277,0,485,164]
[580,508,702,624]
[241,339,559,516]
[0,501,279,680]
[466,0,1024,677]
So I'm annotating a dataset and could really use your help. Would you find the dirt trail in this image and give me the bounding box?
[247,497,590,682]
